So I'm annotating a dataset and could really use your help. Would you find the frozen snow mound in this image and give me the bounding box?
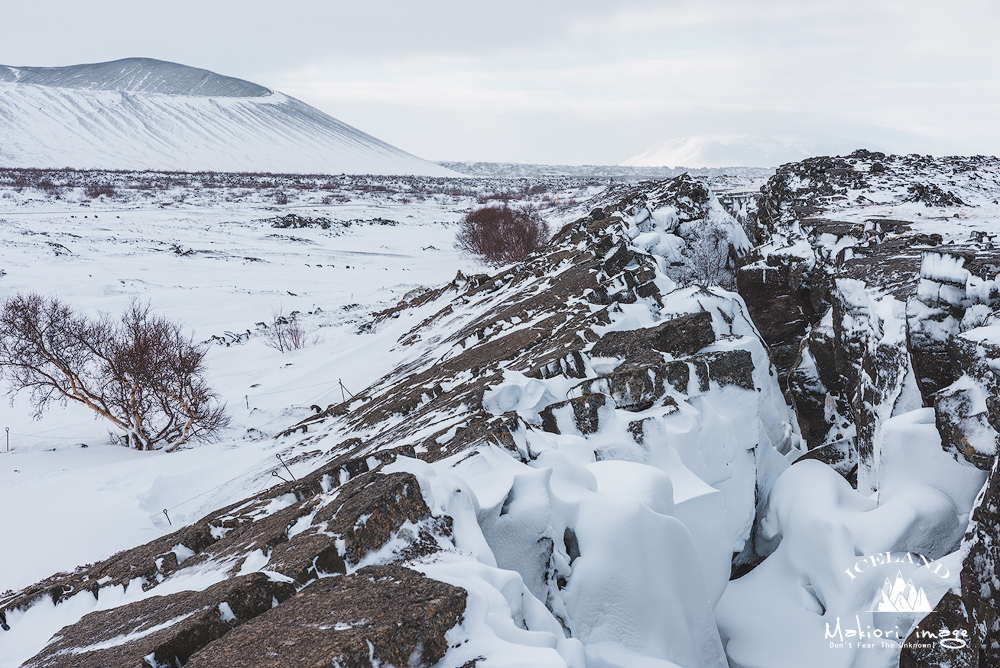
[0,58,455,176]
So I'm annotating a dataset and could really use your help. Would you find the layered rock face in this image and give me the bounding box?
[734,150,1000,667]
[4,446,461,668]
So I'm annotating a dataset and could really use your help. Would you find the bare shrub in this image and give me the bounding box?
[0,294,228,451]
[679,224,736,289]
[84,183,115,199]
[261,310,309,352]
[455,204,549,266]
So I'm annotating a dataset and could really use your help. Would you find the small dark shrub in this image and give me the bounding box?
[455,205,549,266]
[85,183,115,199]
[261,309,311,352]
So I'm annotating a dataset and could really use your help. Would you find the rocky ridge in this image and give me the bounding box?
[736,150,1000,667]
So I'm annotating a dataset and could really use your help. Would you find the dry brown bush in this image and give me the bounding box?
[261,310,310,352]
[455,204,549,266]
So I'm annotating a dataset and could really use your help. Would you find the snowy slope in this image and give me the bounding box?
[622,134,878,169]
[0,58,455,176]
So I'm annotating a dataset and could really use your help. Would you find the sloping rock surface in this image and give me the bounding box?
[18,156,1000,667]
[23,574,295,668]
[184,565,466,668]
[736,150,1000,666]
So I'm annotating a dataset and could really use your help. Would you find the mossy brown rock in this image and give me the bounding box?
[184,566,466,668]
[590,311,715,363]
[23,573,295,668]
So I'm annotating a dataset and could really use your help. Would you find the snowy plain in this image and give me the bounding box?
[0,183,516,596]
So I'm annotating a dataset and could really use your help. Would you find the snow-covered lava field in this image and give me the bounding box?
[0,172,610,594]
[2,155,1000,668]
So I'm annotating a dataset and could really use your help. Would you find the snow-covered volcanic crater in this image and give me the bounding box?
[0,58,453,176]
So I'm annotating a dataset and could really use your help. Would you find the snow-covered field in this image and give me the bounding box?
[0,185,517,598]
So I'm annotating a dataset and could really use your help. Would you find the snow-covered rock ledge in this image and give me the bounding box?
[736,151,1000,668]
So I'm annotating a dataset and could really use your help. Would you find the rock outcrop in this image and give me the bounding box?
[184,565,466,668]
[3,446,458,668]
[736,150,1000,667]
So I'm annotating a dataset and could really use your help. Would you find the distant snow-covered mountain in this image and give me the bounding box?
[0,58,455,176]
[622,134,880,169]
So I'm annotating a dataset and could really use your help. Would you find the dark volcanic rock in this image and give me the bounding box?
[539,393,612,435]
[695,349,755,390]
[786,341,834,447]
[568,362,702,411]
[899,591,977,668]
[906,182,967,207]
[526,349,589,379]
[905,297,960,405]
[935,381,999,471]
[793,439,857,486]
[590,311,715,362]
[23,573,295,668]
[936,333,1000,470]
[184,566,466,668]
[0,446,418,630]
[737,253,830,408]
[737,254,817,347]
[958,457,1000,666]
[269,471,435,583]
[851,336,911,494]
[901,414,1000,668]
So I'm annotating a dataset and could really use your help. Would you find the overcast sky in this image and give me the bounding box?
[4,1,999,164]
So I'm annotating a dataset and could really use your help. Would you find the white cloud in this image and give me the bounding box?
[2,0,998,163]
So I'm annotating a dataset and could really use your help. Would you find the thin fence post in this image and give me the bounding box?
[5,427,8,452]
[339,379,355,402]
[163,509,171,526]
[276,453,296,480]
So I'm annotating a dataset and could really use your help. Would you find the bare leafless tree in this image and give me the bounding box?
[260,309,309,352]
[0,294,228,451]
[680,224,736,289]
[455,204,549,266]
